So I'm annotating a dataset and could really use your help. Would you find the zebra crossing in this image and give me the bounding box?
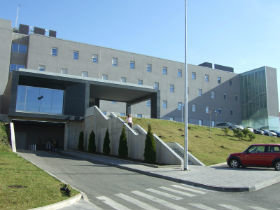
[93,184,272,210]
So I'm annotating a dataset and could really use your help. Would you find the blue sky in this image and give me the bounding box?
[1,0,280,108]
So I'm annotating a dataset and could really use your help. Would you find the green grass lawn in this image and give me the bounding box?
[0,123,79,210]
[133,118,280,165]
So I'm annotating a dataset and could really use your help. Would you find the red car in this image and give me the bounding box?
[227,144,280,171]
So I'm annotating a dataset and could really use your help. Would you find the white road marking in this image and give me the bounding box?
[189,203,216,210]
[219,204,243,210]
[115,193,160,210]
[249,207,269,210]
[172,185,207,195]
[132,190,188,210]
[96,196,131,210]
[159,186,195,197]
[146,188,183,200]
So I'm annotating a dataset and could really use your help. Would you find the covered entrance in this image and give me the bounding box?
[13,120,64,151]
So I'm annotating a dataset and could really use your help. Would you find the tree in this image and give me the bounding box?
[118,126,128,158]
[88,130,96,153]
[103,129,111,155]
[78,131,84,151]
[233,129,244,141]
[248,132,256,141]
[242,128,250,138]
[223,127,229,136]
[144,124,156,163]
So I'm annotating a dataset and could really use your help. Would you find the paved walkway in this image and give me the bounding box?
[60,150,280,192]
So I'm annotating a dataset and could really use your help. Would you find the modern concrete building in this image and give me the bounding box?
[0,18,279,151]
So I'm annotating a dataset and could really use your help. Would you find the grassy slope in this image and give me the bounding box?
[133,118,280,165]
[0,123,78,210]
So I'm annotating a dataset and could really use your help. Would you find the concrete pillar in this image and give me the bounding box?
[126,103,131,116]
[64,122,69,150]
[151,91,160,118]
[10,122,16,152]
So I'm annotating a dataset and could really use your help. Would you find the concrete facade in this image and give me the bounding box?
[0,18,278,131]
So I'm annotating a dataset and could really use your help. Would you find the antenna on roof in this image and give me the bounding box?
[15,4,21,28]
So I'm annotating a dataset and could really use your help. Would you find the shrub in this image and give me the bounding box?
[88,130,96,153]
[118,126,128,158]
[248,132,256,141]
[103,129,110,155]
[60,184,72,197]
[233,129,244,140]
[242,128,250,138]
[144,124,156,163]
[223,127,229,136]
[78,131,84,151]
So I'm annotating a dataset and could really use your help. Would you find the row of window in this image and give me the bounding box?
[192,72,233,85]
[196,88,238,101]
[12,43,27,54]
[50,47,183,77]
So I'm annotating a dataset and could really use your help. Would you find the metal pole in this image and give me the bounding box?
[183,0,189,170]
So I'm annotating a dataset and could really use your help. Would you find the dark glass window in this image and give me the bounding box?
[16,85,64,114]
[130,61,135,69]
[73,51,79,60]
[12,43,27,53]
[147,64,152,72]
[52,48,58,56]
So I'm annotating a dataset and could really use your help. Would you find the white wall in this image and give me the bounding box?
[81,106,182,165]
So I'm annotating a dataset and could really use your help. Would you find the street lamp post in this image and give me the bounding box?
[183,0,189,171]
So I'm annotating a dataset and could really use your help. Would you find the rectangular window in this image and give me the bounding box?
[112,57,118,66]
[192,72,196,80]
[224,93,227,100]
[229,79,232,86]
[217,77,221,84]
[198,88,202,96]
[205,74,209,82]
[178,102,183,110]
[211,91,215,99]
[146,100,151,107]
[211,121,215,127]
[81,71,88,77]
[38,65,46,71]
[52,47,58,56]
[154,82,159,90]
[120,77,127,83]
[12,43,27,53]
[138,79,143,85]
[230,110,233,115]
[162,66,167,75]
[235,95,238,101]
[147,64,152,72]
[192,104,196,112]
[198,120,203,126]
[170,84,175,93]
[162,100,167,109]
[92,54,98,63]
[102,74,108,80]
[10,64,25,71]
[205,106,209,113]
[137,114,143,118]
[16,85,64,115]
[130,61,135,69]
[178,69,182,78]
[61,68,68,74]
[169,117,174,121]
[73,51,79,60]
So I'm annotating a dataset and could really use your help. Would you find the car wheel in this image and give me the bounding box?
[274,161,280,171]
[229,158,240,168]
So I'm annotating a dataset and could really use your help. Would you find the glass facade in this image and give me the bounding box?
[16,85,64,115]
[240,68,273,129]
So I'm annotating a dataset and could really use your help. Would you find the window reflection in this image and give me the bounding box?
[16,85,64,114]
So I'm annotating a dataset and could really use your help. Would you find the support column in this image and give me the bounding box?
[151,91,160,118]
[84,83,90,111]
[126,103,131,116]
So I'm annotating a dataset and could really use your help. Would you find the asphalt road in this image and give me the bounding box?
[20,151,280,210]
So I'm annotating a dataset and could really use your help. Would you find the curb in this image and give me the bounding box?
[60,151,256,192]
[30,193,82,210]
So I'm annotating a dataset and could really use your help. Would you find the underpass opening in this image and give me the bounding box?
[13,120,65,151]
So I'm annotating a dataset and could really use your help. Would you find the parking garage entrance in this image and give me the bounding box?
[13,120,65,151]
